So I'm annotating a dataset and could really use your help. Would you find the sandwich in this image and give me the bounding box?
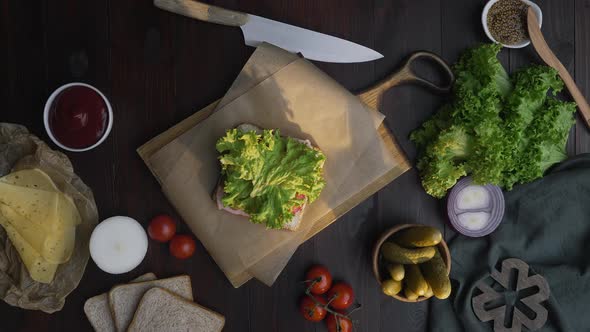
[215,124,326,231]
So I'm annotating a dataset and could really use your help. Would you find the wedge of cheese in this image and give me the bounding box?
[0,214,58,284]
[0,204,75,263]
[0,169,59,191]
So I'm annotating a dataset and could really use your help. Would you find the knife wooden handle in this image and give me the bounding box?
[154,0,249,27]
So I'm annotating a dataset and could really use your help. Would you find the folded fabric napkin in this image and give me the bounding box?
[429,154,590,331]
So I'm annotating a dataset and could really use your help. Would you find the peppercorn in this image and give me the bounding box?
[487,0,529,45]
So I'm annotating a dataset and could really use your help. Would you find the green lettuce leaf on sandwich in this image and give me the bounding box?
[216,128,326,229]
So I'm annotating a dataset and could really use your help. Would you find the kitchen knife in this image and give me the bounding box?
[154,0,383,63]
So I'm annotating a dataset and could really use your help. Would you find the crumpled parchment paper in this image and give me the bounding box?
[0,123,98,313]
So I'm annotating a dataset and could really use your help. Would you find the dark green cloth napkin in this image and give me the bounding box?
[429,154,590,332]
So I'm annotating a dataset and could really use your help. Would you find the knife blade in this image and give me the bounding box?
[154,0,383,63]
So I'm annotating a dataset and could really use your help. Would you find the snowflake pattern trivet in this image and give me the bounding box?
[472,258,550,332]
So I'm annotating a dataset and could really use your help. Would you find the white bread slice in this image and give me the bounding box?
[215,123,314,231]
[127,287,225,332]
[109,275,193,332]
[84,273,156,332]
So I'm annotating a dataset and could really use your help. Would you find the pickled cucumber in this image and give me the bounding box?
[381,242,435,264]
[387,263,405,281]
[420,249,451,299]
[382,279,402,297]
[394,226,442,248]
[405,264,428,296]
[404,283,419,301]
[424,283,433,298]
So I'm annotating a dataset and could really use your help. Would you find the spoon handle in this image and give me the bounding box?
[558,62,590,127]
[527,8,590,128]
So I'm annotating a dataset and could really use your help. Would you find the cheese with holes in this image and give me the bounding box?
[0,183,81,231]
[0,214,58,283]
[0,169,81,283]
[0,169,59,191]
[0,204,75,263]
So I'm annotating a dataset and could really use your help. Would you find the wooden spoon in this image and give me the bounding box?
[527,7,590,128]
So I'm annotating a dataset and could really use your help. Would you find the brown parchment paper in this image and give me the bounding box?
[148,44,400,287]
[213,46,392,287]
[213,46,302,286]
[0,123,98,313]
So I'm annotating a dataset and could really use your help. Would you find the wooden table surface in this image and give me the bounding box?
[2,0,589,331]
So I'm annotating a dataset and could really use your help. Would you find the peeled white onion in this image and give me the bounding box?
[89,216,148,274]
[456,185,490,210]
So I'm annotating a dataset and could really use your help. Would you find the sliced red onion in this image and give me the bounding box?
[447,177,505,237]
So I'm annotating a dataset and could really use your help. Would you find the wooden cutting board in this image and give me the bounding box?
[137,93,410,242]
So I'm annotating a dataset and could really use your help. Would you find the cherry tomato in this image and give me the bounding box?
[326,313,353,332]
[327,282,355,310]
[147,215,176,242]
[169,234,196,259]
[296,193,307,200]
[305,265,333,295]
[299,295,327,322]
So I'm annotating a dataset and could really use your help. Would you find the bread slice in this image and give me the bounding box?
[127,287,225,332]
[215,123,315,231]
[84,273,156,332]
[109,275,193,332]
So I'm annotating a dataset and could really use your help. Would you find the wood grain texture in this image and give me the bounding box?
[358,51,453,110]
[575,0,590,153]
[0,0,588,331]
[528,8,590,129]
[154,0,249,27]
[373,1,445,331]
[511,0,577,156]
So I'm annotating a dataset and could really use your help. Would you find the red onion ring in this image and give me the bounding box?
[447,177,505,237]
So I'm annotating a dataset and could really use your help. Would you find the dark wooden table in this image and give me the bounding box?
[2,0,589,331]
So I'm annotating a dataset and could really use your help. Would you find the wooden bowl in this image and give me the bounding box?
[372,224,451,303]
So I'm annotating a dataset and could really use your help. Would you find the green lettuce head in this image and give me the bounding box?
[216,128,326,229]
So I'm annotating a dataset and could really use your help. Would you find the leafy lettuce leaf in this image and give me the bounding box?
[501,65,564,189]
[411,43,575,198]
[416,126,471,198]
[411,43,511,197]
[511,98,576,185]
[216,129,326,229]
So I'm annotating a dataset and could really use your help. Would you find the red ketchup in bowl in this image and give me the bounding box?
[48,85,109,149]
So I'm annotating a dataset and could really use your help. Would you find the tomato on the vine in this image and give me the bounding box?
[326,313,353,332]
[299,295,327,322]
[147,215,176,242]
[326,282,355,310]
[305,265,333,295]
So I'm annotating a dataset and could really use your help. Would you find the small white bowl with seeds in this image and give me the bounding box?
[482,0,542,49]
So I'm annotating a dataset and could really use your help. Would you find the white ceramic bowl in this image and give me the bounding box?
[482,0,542,49]
[43,82,113,152]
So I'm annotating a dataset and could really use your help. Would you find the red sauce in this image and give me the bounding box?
[48,86,108,149]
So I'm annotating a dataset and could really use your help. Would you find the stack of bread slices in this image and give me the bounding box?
[84,274,224,332]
